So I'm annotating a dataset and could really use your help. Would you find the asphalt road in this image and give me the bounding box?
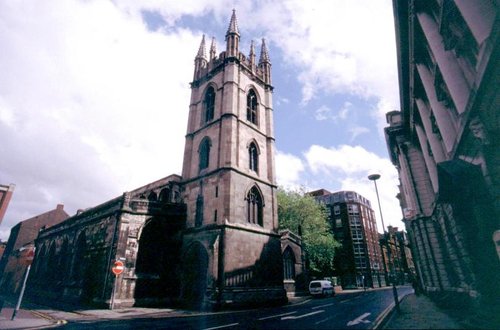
[62,286,412,329]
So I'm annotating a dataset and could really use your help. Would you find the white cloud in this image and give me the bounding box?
[303,144,403,230]
[348,126,370,141]
[314,101,353,122]
[338,101,352,120]
[244,0,400,113]
[314,105,331,121]
[0,0,200,239]
[0,97,15,127]
[275,150,305,189]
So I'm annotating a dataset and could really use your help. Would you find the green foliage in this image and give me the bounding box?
[277,187,339,277]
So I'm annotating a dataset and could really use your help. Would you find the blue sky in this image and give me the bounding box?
[0,0,403,240]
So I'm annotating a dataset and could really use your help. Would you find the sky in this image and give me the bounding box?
[0,0,403,241]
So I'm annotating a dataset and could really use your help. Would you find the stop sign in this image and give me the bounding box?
[111,260,124,275]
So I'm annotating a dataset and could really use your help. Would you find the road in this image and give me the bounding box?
[62,286,412,329]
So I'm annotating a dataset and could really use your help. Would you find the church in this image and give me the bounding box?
[28,11,299,309]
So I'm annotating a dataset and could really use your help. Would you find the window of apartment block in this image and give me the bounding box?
[350,216,361,226]
[335,218,342,228]
[348,204,359,215]
[334,205,340,215]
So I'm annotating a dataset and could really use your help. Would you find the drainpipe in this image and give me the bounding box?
[216,225,226,308]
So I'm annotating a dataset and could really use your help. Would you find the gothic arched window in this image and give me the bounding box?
[247,186,263,226]
[203,86,215,123]
[249,142,259,173]
[199,137,211,171]
[246,89,258,125]
[71,233,87,280]
[283,247,296,280]
[159,188,171,202]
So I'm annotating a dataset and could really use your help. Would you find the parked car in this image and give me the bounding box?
[309,280,335,297]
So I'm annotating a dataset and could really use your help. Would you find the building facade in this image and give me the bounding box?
[388,0,499,324]
[26,11,288,310]
[379,226,415,285]
[0,204,69,294]
[312,190,385,289]
[0,183,15,225]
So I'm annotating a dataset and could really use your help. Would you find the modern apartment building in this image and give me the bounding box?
[311,190,385,289]
[387,0,499,325]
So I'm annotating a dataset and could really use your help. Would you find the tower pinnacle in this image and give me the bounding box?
[259,38,271,84]
[210,37,217,61]
[249,40,256,68]
[194,34,208,80]
[196,34,207,60]
[259,38,270,64]
[226,9,240,36]
[225,10,240,57]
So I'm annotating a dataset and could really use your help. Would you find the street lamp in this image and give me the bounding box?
[368,174,400,313]
[368,174,385,231]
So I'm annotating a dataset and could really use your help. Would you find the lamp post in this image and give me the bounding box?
[368,174,400,313]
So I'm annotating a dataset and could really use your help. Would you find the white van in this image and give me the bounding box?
[309,280,335,297]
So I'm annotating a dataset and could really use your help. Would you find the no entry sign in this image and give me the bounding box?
[24,249,35,266]
[111,260,124,275]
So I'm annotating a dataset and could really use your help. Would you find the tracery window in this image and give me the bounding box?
[246,89,258,125]
[199,137,211,171]
[247,186,263,226]
[203,86,215,123]
[249,142,259,173]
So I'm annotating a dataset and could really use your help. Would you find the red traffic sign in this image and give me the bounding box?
[24,249,35,266]
[111,260,124,275]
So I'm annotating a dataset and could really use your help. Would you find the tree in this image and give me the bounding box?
[277,187,339,278]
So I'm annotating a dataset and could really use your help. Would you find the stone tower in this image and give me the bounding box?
[180,10,286,308]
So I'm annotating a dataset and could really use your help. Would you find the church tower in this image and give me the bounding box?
[180,10,286,308]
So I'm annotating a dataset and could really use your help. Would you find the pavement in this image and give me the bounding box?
[378,292,462,329]
[0,288,467,329]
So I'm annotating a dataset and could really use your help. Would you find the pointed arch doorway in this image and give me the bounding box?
[134,217,182,306]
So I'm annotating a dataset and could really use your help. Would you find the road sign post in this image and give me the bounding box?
[112,260,124,275]
[11,247,35,320]
[110,260,124,310]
